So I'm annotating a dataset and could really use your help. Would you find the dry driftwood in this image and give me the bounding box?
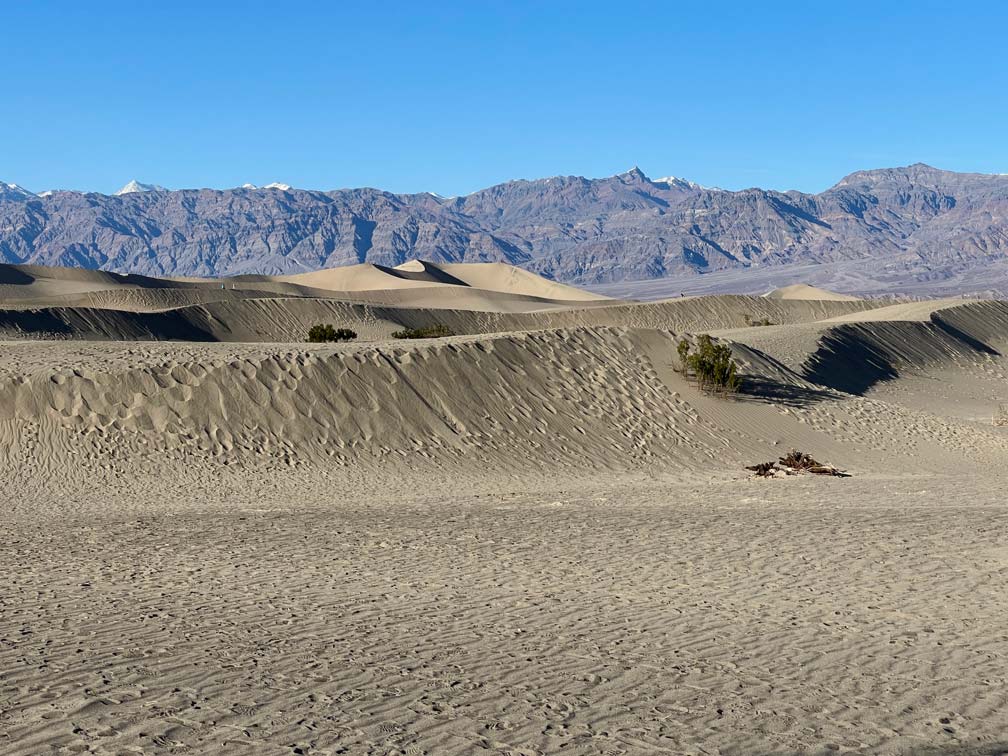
[805,465,851,477]
[778,449,820,470]
[745,461,778,477]
[747,449,850,478]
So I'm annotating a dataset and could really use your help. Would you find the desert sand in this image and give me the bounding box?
[2,261,1008,755]
[764,283,862,302]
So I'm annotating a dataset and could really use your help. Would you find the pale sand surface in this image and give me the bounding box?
[0,260,612,315]
[2,264,1008,754]
[764,283,862,302]
[4,474,1008,756]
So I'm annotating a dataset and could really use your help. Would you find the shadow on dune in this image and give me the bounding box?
[933,315,1001,356]
[0,307,217,341]
[801,312,1003,396]
[0,264,36,285]
[737,376,838,407]
[801,325,901,395]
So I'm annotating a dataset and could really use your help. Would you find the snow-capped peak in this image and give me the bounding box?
[1,182,36,198]
[236,183,294,192]
[115,180,167,196]
[653,175,717,191]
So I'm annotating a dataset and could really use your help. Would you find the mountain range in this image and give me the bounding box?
[1,164,1007,295]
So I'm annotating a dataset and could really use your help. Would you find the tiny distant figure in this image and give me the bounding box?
[221,283,225,290]
[680,291,684,297]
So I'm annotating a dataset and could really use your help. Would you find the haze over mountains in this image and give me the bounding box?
[1,163,1006,296]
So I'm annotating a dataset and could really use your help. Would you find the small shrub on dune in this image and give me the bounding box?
[391,324,455,339]
[682,334,741,397]
[676,338,691,374]
[744,314,775,327]
[307,324,357,343]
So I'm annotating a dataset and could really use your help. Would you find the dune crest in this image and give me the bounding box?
[765,282,861,301]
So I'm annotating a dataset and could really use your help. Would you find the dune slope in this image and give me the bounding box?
[765,282,861,301]
[0,293,882,342]
[3,300,1008,754]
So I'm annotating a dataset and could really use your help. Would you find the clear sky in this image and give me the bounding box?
[4,1,1006,196]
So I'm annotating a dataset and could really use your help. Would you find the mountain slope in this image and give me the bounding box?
[0,164,1006,289]
[115,180,167,195]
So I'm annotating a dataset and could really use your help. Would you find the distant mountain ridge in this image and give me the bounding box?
[1,164,1006,291]
[115,180,167,196]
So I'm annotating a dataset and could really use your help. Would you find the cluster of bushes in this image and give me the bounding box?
[307,324,358,343]
[391,324,455,339]
[676,334,741,396]
[744,314,775,327]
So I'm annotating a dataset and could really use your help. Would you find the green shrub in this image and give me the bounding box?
[685,334,741,396]
[307,324,358,343]
[391,324,455,339]
[676,338,691,374]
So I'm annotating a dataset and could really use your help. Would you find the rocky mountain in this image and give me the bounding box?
[115,180,167,196]
[1,164,1006,289]
[0,182,35,201]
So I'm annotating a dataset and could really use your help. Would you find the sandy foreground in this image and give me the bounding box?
[1,266,1008,754]
[4,472,1008,756]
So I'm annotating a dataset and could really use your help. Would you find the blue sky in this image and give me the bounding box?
[3,1,1006,195]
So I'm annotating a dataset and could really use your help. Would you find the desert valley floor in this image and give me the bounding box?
[1,261,1007,755]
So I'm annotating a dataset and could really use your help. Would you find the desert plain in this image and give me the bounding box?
[1,261,1007,755]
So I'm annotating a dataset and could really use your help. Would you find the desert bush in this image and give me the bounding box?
[686,334,741,396]
[391,324,455,339]
[676,338,691,374]
[307,324,357,343]
[743,314,775,327]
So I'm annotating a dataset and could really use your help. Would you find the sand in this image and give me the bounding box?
[764,283,862,302]
[2,262,1008,754]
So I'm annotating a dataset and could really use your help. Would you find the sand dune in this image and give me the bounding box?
[400,260,614,301]
[0,260,617,317]
[2,311,1005,500]
[765,282,862,301]
[3,261,1008,754]
[270,261,466,291]
[0,291,881,343]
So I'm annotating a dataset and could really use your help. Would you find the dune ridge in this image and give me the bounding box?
[0,293,882,342]
[2,302,1006,502]
[0,259,613,313]
[765,282,862,301]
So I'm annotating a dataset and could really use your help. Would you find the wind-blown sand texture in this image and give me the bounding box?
[2,261,1008,755]
[764,283,862,302]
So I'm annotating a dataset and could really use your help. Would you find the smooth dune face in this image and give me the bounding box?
[0,259,613,316]
[3,262,1008,754]
[0,259,884,340]
[273,262,454,291]
[402,260,615,301]
[764,282,862,301]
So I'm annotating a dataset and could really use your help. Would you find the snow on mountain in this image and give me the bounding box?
[115,180,167,196]
[3,164,1008,292]
[0,182,36,199]
[653,176,716,191]
[263,182,292,191]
